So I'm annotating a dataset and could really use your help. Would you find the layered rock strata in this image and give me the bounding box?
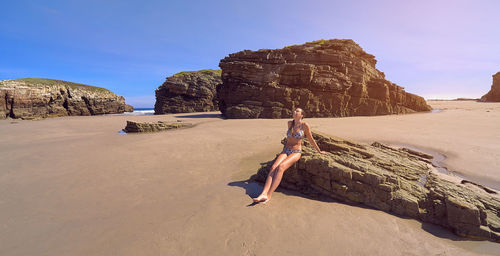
[123,120,192,133]
[124,104,134,112]
[154,69,222,114]
[218,39,432,118]
[255,132,500,242]
[0,78,133,120]
[480,72,500,102]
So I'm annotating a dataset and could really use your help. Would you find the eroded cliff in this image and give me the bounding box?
[0,78,133,120]
[480,72,500,102]
[218,39,432,118]
[154,69,221,114]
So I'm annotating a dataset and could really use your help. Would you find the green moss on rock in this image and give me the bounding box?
[3,78,112,93]
[172,69,221,78]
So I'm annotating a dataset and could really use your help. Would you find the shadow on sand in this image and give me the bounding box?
[228,177,342,207]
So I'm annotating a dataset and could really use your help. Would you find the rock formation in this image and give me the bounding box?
[124,104,134,112]
[154,69,221,114]
[480,72,500,102]
[218,39,432,118]
[123,120,192,133]
[0,78,133,120]
[255,132,500,242]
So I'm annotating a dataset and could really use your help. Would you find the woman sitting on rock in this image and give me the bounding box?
[253,108,327,203]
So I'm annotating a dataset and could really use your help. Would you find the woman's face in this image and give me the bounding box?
[293,108,303,119]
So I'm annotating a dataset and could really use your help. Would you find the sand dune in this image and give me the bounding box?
[0,100,499,255]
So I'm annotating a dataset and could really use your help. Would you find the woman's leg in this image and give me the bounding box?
[266,153,301,200]
[260,153,288,195]
[253,153,288,202]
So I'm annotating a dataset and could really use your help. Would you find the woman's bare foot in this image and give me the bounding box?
[252,194,268,203]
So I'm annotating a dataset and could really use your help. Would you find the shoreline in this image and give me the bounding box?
[384,142,500,192]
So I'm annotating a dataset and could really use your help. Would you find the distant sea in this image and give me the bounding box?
[105,107,154,116]
[126,107,154,116]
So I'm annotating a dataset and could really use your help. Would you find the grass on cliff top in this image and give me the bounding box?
[283,39,355,49]
[4,78,112,93]
[173,69,221,77]
[310,39,326,45]
[284,39,326,48]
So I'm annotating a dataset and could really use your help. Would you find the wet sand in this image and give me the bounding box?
[0,100,499,255]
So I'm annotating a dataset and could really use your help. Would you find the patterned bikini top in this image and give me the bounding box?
[287,122,304,139]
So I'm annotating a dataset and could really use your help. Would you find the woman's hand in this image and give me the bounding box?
[319,150,327,154]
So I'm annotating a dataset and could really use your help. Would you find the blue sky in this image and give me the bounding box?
[1,0,499,107]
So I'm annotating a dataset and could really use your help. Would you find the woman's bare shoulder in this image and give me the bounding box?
[302,121,311,130]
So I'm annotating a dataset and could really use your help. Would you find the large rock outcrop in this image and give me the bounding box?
[255,132,500,242]
[480,72,500,102]
[154,69,221,114]
[218,39,432,118]
[0,78,133,120]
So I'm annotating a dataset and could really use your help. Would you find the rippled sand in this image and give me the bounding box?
[0,100,499,255]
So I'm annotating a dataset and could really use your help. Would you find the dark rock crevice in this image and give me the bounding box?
[62,98,69,112]
[8,93,14,118]
[81,96,95,115]
[65,87,72,98]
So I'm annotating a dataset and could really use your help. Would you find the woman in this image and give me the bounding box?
[252,108,327,204]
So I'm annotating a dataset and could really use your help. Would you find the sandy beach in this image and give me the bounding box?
[1,100,499,255]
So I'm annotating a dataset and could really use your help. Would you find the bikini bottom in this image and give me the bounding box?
[282,147,302,156]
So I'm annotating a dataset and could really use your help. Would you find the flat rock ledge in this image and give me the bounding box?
[255,132,500,242]
[123,120,193,133]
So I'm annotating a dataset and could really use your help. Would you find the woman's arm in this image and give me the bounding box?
[303,122,327,154]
